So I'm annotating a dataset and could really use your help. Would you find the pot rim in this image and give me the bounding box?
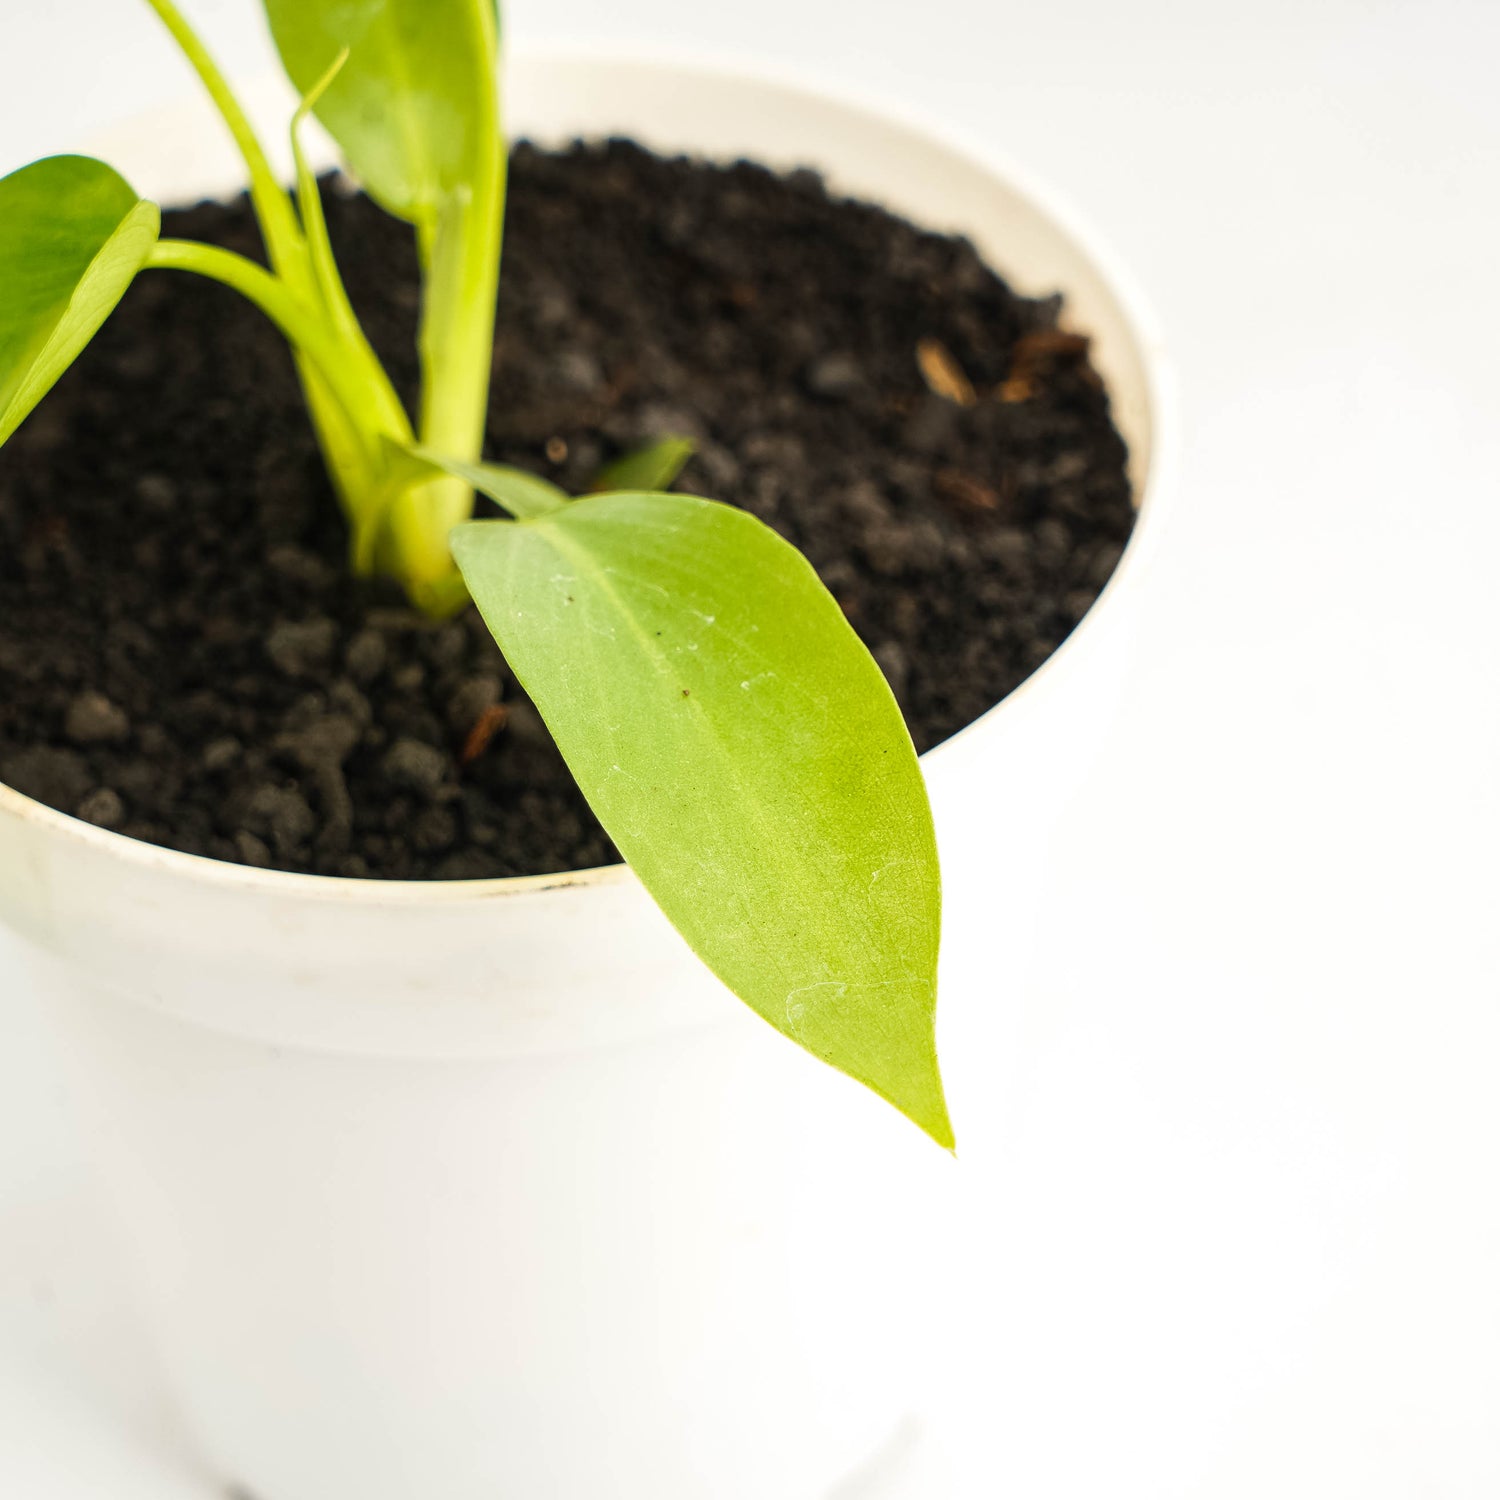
[0,45,1178,908]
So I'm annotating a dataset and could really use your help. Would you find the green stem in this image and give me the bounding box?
[287,150,413,552]
[417,171,505,459]
[146,239,408,455]
[291,52,375,363]
[382,4,507,592]
[137,0,395,533]
[419,2,506,451]
[138,0,306,279]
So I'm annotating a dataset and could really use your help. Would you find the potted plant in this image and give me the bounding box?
[0,2,1169,1497]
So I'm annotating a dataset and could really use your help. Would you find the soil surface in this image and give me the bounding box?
[0,141,1133,880]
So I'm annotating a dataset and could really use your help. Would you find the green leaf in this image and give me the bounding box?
[425,453,568,520]
[0,156,159,447]
[389,441,567,520]
[589,436,696,494]
[451,493,952,1146]
[261,0,499,233]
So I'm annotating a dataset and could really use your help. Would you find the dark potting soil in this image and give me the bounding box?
[0,141,1133,881]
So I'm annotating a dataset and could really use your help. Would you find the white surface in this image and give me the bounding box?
[0,1,1497,1497]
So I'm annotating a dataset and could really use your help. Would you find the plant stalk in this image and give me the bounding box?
[138,0,305,275]
[146,239,411,465]
[138,0,412,552]
[382,8,508,594]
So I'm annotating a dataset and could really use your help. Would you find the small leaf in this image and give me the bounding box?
[433,456,569,520]
[0,156,159,447]
[589,436,696,494]
[262,0,499,233]
[451,493,952,1146]
[394,442,567,520]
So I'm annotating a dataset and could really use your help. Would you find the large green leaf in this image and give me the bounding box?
[451,493,952,1146]
[261,0,499,232]
[0,156,159,447]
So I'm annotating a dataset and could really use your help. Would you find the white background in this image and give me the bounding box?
[2,0,1499,1495]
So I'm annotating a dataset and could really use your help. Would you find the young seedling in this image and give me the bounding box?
[0,0,953,1147]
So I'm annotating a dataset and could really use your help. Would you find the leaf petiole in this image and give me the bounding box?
[145,238,411,459]
[289,51,393,394]
[139,0,306,280]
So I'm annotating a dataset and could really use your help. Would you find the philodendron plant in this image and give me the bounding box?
[0,0,953,1148]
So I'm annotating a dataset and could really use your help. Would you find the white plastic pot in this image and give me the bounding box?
[0,54,1172,1500]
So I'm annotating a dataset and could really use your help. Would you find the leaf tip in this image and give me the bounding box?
[859,992,953,1150]
[902,1061,956,1152]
